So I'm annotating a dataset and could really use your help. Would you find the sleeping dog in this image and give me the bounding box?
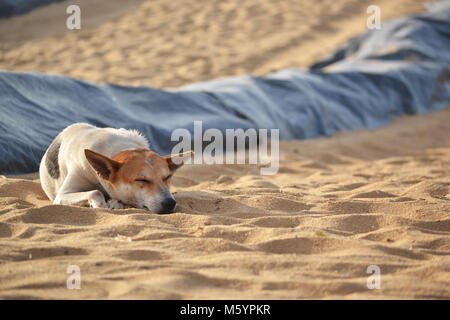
[39,123,193,214]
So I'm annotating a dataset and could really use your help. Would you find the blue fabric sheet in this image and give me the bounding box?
[0,0,65,18]
[0,1,449,174]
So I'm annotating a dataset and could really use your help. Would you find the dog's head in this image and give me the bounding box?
[84,148,193,214]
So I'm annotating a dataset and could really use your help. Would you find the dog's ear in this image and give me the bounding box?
[165,151,194,172]
[84,149,122,180]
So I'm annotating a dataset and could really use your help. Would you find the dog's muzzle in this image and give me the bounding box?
[159,196,176,214]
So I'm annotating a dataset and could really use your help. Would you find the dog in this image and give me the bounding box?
[39,123,193,214]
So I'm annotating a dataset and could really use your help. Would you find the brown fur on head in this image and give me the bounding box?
[84,148,193,213]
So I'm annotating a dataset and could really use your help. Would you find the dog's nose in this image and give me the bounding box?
[161,197,176,213]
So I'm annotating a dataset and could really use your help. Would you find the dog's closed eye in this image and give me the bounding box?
[135,179,152,184]
[163,175,172,182]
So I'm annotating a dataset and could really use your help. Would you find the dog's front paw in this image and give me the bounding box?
[88,190,108,208]
[107,199,125,209]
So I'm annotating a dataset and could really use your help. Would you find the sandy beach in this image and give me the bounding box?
[1,106,449,299]
[0,0,427,88]
[0,0,449,299]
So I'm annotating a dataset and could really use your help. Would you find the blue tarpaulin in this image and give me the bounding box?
[0,1,449,174]
[0,0,65,18]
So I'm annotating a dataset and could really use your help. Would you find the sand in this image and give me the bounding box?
[0,0,449,299]
[1,106,449,299]
[0,0,427,88]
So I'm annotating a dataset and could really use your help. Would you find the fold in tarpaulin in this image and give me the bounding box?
[0,1,449,174]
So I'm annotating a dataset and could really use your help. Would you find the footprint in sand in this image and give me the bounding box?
[351,190,397,198]
[114,249,163,261]
[4,247,88,262]
[0,222,12,238]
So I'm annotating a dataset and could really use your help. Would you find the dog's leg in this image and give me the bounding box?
[53,173,122,209]
[54,189,108,208]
